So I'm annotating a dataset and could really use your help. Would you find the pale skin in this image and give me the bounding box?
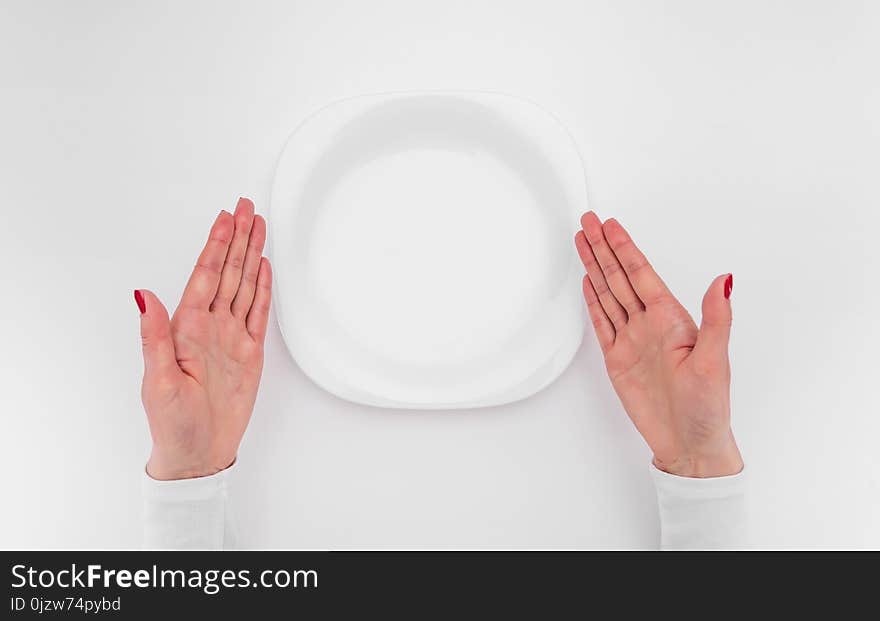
[137,202,741,480]
[575,211,742,477]
[137,197,272,480]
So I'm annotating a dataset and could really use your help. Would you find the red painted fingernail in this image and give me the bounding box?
[134,290,146,314]
[724,274,733,299]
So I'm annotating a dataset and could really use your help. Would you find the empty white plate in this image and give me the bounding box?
[269,91,587,408]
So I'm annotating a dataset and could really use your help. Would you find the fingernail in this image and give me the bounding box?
[134,290,146,314]
[724,274,733,299]
[236,196,253,210]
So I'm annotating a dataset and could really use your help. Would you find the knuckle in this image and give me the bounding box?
[601,260,622,276]
[209,232,231,244]
[704,315,733,328]
[609,236,629,251]
[615,238,638,256]
[624,257,649,275]
[195,261,222,276]
[242,267,260,283]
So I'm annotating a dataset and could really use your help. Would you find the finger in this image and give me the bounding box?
[601,218,672,306]
[582,275,615,354]
[693,274,733,367]
[580,212,644,315]
[246,257,272,342]
[135,289,180,379]
[231,214,267,319]
[180,210,234,310]
[575,230,628,330]
[213,197,255,311]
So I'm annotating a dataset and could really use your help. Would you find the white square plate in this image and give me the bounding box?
[270,92,587,408]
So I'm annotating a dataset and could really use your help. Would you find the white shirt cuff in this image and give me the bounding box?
[142,463,236,550]
[650,464,747,550]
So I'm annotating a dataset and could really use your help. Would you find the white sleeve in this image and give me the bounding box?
[650,464,747,550]
[142,463,237,550]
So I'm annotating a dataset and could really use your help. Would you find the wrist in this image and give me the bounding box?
[653,430,743,478]
[146,449,235,481]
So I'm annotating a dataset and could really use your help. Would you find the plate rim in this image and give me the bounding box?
[268,90,588,409]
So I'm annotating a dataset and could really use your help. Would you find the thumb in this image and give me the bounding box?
[693,274,733,365]
[134,289,178,377]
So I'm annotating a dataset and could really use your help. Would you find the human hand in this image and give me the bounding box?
[574,212,742,478]
[135,197,272,480]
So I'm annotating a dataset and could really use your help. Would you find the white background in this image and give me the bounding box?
[1,0,878,548]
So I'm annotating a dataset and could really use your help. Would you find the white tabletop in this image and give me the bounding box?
[2,0,878,548]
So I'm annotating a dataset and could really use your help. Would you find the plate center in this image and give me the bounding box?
[309,146,553,366]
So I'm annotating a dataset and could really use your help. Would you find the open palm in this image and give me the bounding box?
[136,198,272,480]
[575,212,742,477]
